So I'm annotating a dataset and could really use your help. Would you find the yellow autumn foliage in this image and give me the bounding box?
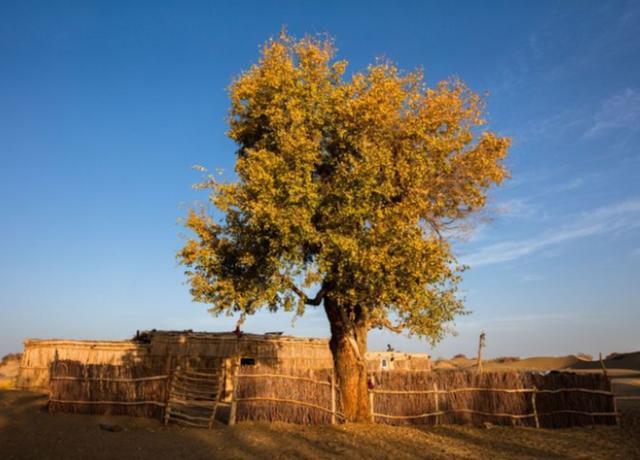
[179,33,509,342]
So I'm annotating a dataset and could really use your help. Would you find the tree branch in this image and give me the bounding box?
[289,283,325,306]
[371,317,406,333]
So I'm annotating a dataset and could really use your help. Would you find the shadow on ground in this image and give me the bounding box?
[1,390,639,459]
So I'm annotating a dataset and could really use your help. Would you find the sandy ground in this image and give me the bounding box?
[0,390,639,460]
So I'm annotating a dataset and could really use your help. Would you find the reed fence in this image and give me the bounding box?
[47,361,620,429]
[48,360,168,419]
[369,371,618,428]
[232,366,343,424]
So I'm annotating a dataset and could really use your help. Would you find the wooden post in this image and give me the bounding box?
[612,395,620,426]
[208,372,223,429]
[164,365,179,426]
[48,350,59,412]
[164,353,173,375]
[330,373,336,424]
[598,353,618,426]
[433,383,440,426]
[532,386,540,429]
[369,390,375,423]
[599,353,609,381]
[228,361,239,426]
[476,332,486,373]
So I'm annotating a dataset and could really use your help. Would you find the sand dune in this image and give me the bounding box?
[431,351,640,374]
[570,351,640,372]
[433,355,587,372]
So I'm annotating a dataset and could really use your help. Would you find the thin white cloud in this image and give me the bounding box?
[520,273,545,283]
[496,198,537,219]
[455,312,571,332]
[461,198,640,267]
[583,88,640,138]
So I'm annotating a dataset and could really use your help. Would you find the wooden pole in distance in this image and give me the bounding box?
[476,332,486,373]
[599,352,609,381]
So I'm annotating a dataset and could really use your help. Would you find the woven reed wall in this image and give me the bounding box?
[46,360,617,429]
[234,365,338,424]
[17,340,150,391]
[48,360,167,419]
[370,370,616,428]
[148,334,334,370]
[18,333,334,391]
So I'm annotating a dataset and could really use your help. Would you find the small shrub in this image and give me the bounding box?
[452,353,467,360]
[494,356,520,364]
[0,353,22,366]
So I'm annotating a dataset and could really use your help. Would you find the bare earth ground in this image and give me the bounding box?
[1,390,639,460]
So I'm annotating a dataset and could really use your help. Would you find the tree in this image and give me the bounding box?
[178,33,510,421]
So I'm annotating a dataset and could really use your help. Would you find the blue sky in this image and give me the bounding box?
[1,1,638,358]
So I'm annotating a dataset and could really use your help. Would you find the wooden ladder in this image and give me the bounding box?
[164,367,224,428]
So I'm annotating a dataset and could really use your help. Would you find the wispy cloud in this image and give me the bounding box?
[493,176,586,221]
[583,88,640,138]
[456,312,571,332]
[512,108,584,144]
[496,198,537,219]
[520,273,545,283]
[461,198,640,267]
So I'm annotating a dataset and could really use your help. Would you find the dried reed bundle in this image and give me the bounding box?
[370,370,615,428]
[530,372,616,427]
[235,365,336,424]
[48,360,167,419]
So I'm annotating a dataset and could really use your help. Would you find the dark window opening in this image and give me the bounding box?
[241,357,256,366]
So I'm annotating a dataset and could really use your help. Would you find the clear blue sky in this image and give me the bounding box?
[1,1,638,358]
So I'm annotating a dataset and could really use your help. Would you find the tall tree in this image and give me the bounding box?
[179,33,510,421]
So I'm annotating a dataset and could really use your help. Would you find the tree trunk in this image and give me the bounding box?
[324,296,370,422]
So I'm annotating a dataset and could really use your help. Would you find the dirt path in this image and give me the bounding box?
[1,391,639,459]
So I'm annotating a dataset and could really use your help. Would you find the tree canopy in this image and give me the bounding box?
[179,32,510,344]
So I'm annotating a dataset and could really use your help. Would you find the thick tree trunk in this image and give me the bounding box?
[324,296,370,422]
